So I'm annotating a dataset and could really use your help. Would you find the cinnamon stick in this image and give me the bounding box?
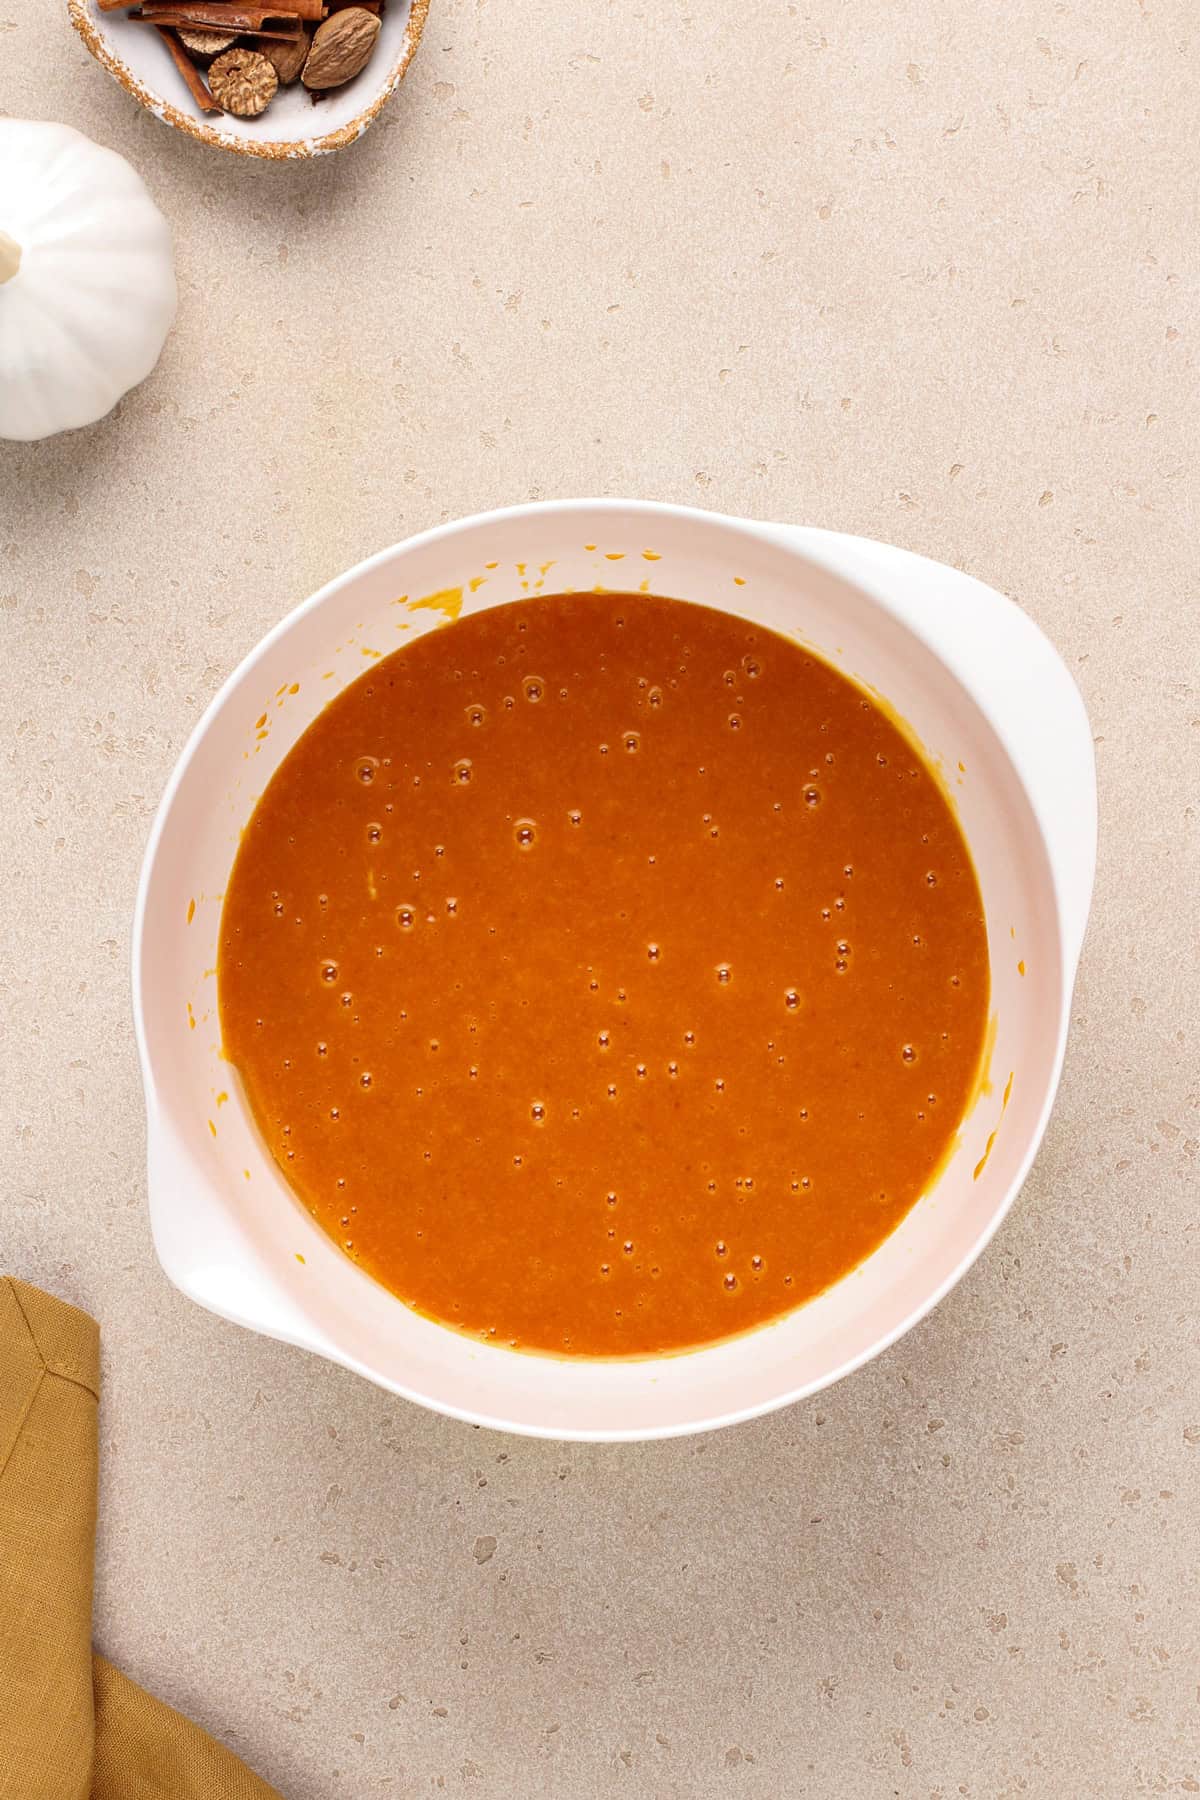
[154,25,223,109]
[143,0,325,18]
[102,0,323,12]
[107,0,323,13]
[136,4,305,34]
[143,15,302,34]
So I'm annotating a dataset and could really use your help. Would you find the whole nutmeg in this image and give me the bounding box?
[260,25,310,85]
[176,25,239,55]
[208,46,279,116]
[301,7,381,90]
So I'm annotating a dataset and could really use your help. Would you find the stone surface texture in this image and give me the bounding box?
[2,2,1198,1795]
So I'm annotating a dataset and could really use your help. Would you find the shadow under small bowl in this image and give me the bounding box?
[68,0,429,159]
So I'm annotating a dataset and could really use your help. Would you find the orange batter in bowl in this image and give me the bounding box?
[219,593,988,1356]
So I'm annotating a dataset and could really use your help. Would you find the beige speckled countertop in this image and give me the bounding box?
[3,2,1198,1795]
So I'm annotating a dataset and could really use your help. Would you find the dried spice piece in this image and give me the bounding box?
[106,0,324,14]
[260,23,309,80]
[105,0,387,116]
[208,45,278,113]
[176,24,238,52]
[145,13,301,36]
[154,24,222,107]
[301,5,378,88]
[139,4,304,34]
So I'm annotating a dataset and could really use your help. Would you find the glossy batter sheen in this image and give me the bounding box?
[219,593,989,1356]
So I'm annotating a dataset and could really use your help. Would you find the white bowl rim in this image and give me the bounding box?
[68,0,430,160]
[132,498,1097,1438]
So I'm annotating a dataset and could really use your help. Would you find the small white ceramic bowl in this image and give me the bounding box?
[69,0,428,159]
[133,500,1095,1439]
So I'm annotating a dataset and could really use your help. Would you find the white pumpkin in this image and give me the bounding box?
[0,120,177,442]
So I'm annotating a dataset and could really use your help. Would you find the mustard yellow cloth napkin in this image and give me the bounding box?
[0,1277,283,1800]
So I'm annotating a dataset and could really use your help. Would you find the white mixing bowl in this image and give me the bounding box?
[133,501,1095,1439]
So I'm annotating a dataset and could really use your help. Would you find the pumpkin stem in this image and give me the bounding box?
[0,231,21,285]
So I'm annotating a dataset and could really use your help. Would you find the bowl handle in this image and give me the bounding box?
[750,524,1097,981]
[146,1112,335,1360]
